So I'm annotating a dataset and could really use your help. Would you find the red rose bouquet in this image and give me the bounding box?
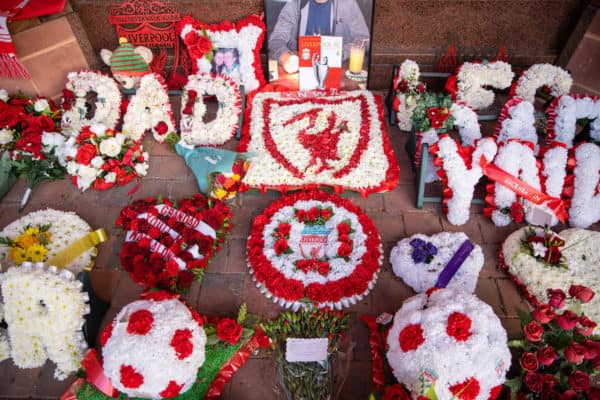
[116,195,232,293]
[0,93,65,209]
[260,308,352,400]
[505,285,599,398]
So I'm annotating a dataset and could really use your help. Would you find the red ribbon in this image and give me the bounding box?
[81,349,118,398]
[480,155,568,223]
[205,328,270,399]
[360,315,386,391]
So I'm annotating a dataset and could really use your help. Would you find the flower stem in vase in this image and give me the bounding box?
[19,187,32,212]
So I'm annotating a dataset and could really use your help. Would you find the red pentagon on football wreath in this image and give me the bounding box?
[127,309,154,335]
[446,312,473,341]
[120,364,144,388]
[170,328,194,360]
[159,380,185,398]
[398,323,425,352]
[449,377,480,400]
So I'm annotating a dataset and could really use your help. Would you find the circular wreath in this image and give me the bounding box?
[60,71,122,135]
[0,208,96,273]
[1,262,89,380]
[116,195,232,293]
[60,125,149,191]
[179,73,241,146]
[101,296,207,398]
[386,288,510,400]
[247,191,382,310]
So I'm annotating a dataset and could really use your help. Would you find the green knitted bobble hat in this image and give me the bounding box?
[110,37,150,76]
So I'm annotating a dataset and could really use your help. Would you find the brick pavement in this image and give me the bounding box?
[0,119,596,399]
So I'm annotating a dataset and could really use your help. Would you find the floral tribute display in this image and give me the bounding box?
[0,262,89,380]
[121,73,176,143]
[116,195,232,293]
[0,208,101,273]
[546,93,600,147]
[505,285,599,398]
[569,143,600,228]
[500,226,600,332]
[58,124,149,191]
[494,98,538,145]
[73,297,269,400]
[179,73,242,146]
[177,14,266,93]
[0,92,66,208]
[239,90,399,196]
[390,232,484,293]
[247,191,382,310]
[60,71,122,135]
[446,61,514,110]
[510,63,573,104]
[261,308,352,400]
[384,288,511,399]
[391,59,425,130]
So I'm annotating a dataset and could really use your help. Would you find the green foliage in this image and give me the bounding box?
[411,93,455,133]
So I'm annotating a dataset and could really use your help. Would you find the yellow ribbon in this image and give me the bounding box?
[45,229,108,271]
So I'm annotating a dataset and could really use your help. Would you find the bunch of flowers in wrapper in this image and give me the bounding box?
[505,285,599,398]
[520,227,567,269]
[59,124,149,191]
[116,195,232,293]
[71,297,269,400]
[0,90,66,209]
[0,223,50,264]
[207,157,249,200]
[260,308,352,400]
[392,59,425,131]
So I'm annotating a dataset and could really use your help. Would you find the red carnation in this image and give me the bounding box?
[177,270,194,288]
[510,201,524,223]
[337,223,350,235]
[127,309,154,335]
[556,310,579,330]
[75,143,97,165]
[277,222,291,237]
[337,242,353,258]
[568,285,595,303]
[381,384,411,400]
[120,365,144,388]
[448,377,480,400]
[520,352,538,372]
[216,317,243,345]
[532,305,555,323]
[564,342,586,364]
[195,35,213,54]
[0,108,20,128]
[524,372,543,393]
[183,31,198,46]
[446,312,472,341]
[159,380,184,398]
[320,208,333,220]
[274,238,289,255]
[170,328,194,359]
[307,207,320,221]
[567,371,590,392]
[546,288,566,309]
[155,121,169,136]
[398,324,425,352]
[523,321,543,342]
[536,346,557,366]
[197,235,214,253]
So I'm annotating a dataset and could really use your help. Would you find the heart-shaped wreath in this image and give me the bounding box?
[247,191,382,310]
[116,195,231,293]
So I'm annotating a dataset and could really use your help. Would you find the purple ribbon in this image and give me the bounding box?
[434,240,474,288]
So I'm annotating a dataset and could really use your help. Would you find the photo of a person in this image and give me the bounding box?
[267,0,371,74]
[210,48,241,82]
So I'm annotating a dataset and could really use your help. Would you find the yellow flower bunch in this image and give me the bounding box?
[0,224,51,264]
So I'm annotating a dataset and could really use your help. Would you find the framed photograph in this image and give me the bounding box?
[265,0,374,91]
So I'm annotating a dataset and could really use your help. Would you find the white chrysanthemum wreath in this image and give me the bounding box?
[386,288,510,400]
[455,61,514,110]
[547,93,600,147]
[0,208,96,274]
[247,191,382,310]
[390,232,484,293]
[101,296,207,398]
[568,142,600,228]
[179,73,242,146]
[122,73,176,143]
[0,262,89,380]
[512,63,572,104]
[60,71,122,135]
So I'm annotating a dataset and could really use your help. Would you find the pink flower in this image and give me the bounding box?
[556,310,579,330]
[546,288,566,309]
[575,315,597,336]
[568,285,595,303]
[532,305,555,323]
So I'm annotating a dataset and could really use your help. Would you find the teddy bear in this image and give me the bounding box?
[100,37,153,89]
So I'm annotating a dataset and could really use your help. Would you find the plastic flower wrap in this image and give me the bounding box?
[0,92,66,209]
[505,285,599,398]
[260,308,352,400]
